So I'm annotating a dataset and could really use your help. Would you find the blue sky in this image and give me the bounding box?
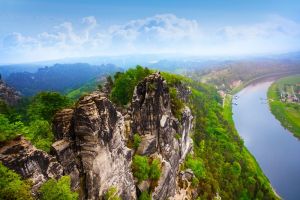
[1,0,300,63]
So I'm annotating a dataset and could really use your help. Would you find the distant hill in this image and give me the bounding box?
[0,64,41,79]
[196,59,300,93]
[66,77,105,100]
[5,63,121,96]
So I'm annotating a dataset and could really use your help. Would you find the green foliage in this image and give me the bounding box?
[104,186,121,200]
[0,92,68,151]
[110,66,151,105]
[160,72,190,121]
[169,87,184,121]
[0,92,71,151]
[191,177,200,187]
[133,133,142,149]
[39,176,78,200]
[23,120,54,152]
[132,155,161,182]
[0,100,11,115]
[149,158,161,180]
[160,72,191,86]
[138,191,151,200]
[0,114,25,142]
[232,161,241,177]
[28,92,71,121]
[0,163,33,200]
[185,155,206,180]
[106,75,114,88]
[175,133,182,140]
[132,155,150,182]
[66,78,100,100]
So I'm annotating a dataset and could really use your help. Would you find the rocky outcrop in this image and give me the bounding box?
[171,169,199,200]
[0,136,63,195]
[131,72,193,200]
[0,76,21,106]
[52,92,136,200]
[51,139,81,190]
[52,108,74,140]
[73,92,135,199]
[0,72,194,200]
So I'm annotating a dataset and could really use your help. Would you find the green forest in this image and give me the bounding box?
[0,66,278,199]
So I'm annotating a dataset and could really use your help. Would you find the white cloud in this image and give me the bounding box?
[1,14,300,63]
[3,32,38,48]
[110,14,201,42]
[216,15,300,40]
[82,16,97,29]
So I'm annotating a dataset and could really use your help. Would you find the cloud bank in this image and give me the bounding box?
[1,14,300,63]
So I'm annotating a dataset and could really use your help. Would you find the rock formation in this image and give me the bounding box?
[0,136,63,194]
[52,92,136,199]
[131,72,193,199]
[0,72,194,200]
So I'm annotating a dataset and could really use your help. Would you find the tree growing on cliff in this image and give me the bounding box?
[39,176,78,200]
[133,133,141,149]
[0,163,33,200]
[104,186,121,200]
[149,158,161,181]
[132,155,150,182]
[110,66,151,105]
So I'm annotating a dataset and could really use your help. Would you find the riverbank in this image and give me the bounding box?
[233,81,300,199]
[267,75,300,139]
[223,92,280,199]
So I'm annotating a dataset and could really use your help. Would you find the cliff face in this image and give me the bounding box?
[131,73,193,199]
[0,73,193,200]
[52,92,136,199]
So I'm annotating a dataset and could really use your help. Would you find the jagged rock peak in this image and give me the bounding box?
[131,72,193,200]
[131,72,171,137]
[52,91,136,200]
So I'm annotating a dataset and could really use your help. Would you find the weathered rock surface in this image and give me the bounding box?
[52,108,74,140]
[51,139,80,190]
[52,92,136,200]
[131,72,193,200]
[0,136,63,194]
[171,169,197,200]
[0,76,21,106]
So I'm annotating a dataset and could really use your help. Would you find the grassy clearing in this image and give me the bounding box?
[268,75,300,139]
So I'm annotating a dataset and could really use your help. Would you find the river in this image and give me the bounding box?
[232,80,300,200]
